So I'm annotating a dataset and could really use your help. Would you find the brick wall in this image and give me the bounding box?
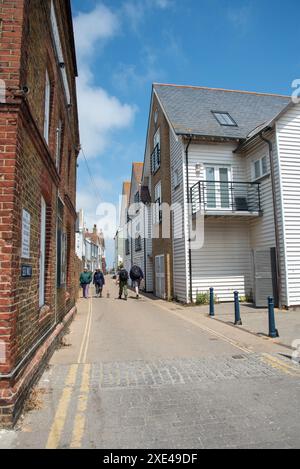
[0,0,79,426]
[150,94,174,300]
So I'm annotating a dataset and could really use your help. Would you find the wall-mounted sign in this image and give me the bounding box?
[21,265,32,278]
[21,209,31,259]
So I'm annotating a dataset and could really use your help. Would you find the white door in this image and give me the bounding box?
[205,166,231,210]
[155,255,165,299]
[254,249,273,307]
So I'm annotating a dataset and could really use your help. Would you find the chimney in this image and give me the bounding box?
[93,224,97,235]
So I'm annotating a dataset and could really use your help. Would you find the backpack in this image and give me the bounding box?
[119,269,128,282]
[130,265,142,280]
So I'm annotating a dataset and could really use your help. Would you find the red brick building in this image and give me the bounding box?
[0,0,79,426]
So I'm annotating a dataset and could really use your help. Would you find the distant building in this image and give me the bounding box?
[76,212,106,273]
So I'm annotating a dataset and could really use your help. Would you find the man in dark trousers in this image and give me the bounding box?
[117,264,129,301]
[130,265,144,299]
[93,269,105,298]
[80,268,92,299]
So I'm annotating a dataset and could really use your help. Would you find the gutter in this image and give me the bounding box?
[259,131,282,308]
[185,136,193,304]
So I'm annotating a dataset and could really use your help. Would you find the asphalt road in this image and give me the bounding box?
[1,278,300,449]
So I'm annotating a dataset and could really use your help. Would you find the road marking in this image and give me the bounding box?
[46,364,78,449]
[82,298,93,364]
[143,297,251,354]
[143,294,300,377]
[70,364,91,449]
[261,353,300,377]
[46,298,92,449]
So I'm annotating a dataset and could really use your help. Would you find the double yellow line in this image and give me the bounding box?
[46,297,93,449]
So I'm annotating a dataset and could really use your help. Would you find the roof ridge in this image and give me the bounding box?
[153,82,290,99]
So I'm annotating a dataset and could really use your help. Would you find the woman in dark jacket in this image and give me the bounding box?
[93,269,105,298]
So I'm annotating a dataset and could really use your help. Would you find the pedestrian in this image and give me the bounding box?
[117,264,129,301]
[130,265,144,299]
[93,268,105,298]
[80,268,92,299]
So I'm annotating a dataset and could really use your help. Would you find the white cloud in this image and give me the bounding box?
[74,4,120,59]
[122,0,173,31]
[73,5,137,158]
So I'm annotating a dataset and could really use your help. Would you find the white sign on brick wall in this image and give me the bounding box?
[21,209,31,259]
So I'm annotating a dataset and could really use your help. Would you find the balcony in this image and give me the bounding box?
[151,144,161,174]
[191,180,261,217]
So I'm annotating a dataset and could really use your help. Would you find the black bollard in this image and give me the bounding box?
[268,297,279,338]
[234,291,242,325]
[209,288,215,317]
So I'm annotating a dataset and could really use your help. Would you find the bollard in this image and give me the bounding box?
[209,288,215,317]
[234,291,242,326]
[268,297,279,338]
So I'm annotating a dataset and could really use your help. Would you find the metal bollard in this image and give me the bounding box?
[234,291,242,325]
[209,288,215,317]
[268,297,279,338]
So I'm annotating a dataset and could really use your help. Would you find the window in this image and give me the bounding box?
[57,198,67,287]
[154,182,162,224]
[39,197,46,307]
[134,191,140,204]
[212,111,237,127]
[253,156,269,180]
[151,128,161,174]
[135,235,142,252]
[173,169,180,188]
[44,70,51,143]
[55,119,63,170]
[125,239,130,256]
[50,0,71,105]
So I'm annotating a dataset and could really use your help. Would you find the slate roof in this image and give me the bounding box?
[153,84,291,140]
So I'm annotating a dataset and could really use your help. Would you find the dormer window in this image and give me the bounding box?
[212,111,237,127]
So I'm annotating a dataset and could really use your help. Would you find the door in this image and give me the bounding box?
[155,255,165,299]
[254,249,274,307]
[205,166,231,209]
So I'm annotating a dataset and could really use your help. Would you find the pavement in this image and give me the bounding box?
[191,302,300,349]
[0,278,300,449]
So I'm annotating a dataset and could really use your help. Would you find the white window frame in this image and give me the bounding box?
[39,197,46,307]
[50,0,71,105]
[55,119,63,170]
[173,168,180,189]
[154,181,162,225]
[253,156,269,181]
[44,70,51,143]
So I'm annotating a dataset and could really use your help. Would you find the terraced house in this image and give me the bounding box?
[142,83,300,309]
[0,0,79,426]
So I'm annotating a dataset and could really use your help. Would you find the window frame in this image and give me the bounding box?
[212,111,238,127]
[44,70,51,143]
[253,155,269,181]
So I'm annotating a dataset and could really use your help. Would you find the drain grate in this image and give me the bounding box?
[232,355,247,360]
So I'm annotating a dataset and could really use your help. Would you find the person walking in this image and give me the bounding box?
[130,265,144,299]
[80,268,92,299]
[93,269,105,298]
[117,264,129,301]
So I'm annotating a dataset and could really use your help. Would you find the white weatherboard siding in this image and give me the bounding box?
[170,133,188,302]
[191,219,251,301]
[187,142,251,302]
[276,104,300,306]
[188,142,246,188]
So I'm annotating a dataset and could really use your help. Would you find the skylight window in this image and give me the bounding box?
[212,112,237,127]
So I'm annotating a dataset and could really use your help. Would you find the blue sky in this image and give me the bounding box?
[72,0,300,266]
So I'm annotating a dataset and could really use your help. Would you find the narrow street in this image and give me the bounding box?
[1,278,300,450]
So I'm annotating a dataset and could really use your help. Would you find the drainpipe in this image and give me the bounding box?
[260,131,282,308]
[185,136,193,304]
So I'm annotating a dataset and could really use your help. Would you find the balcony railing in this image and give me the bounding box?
[151,144,161,174]
[191,180,261,215]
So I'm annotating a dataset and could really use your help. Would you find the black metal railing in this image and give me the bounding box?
[190,180,261,215]
[151,144,161,174]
